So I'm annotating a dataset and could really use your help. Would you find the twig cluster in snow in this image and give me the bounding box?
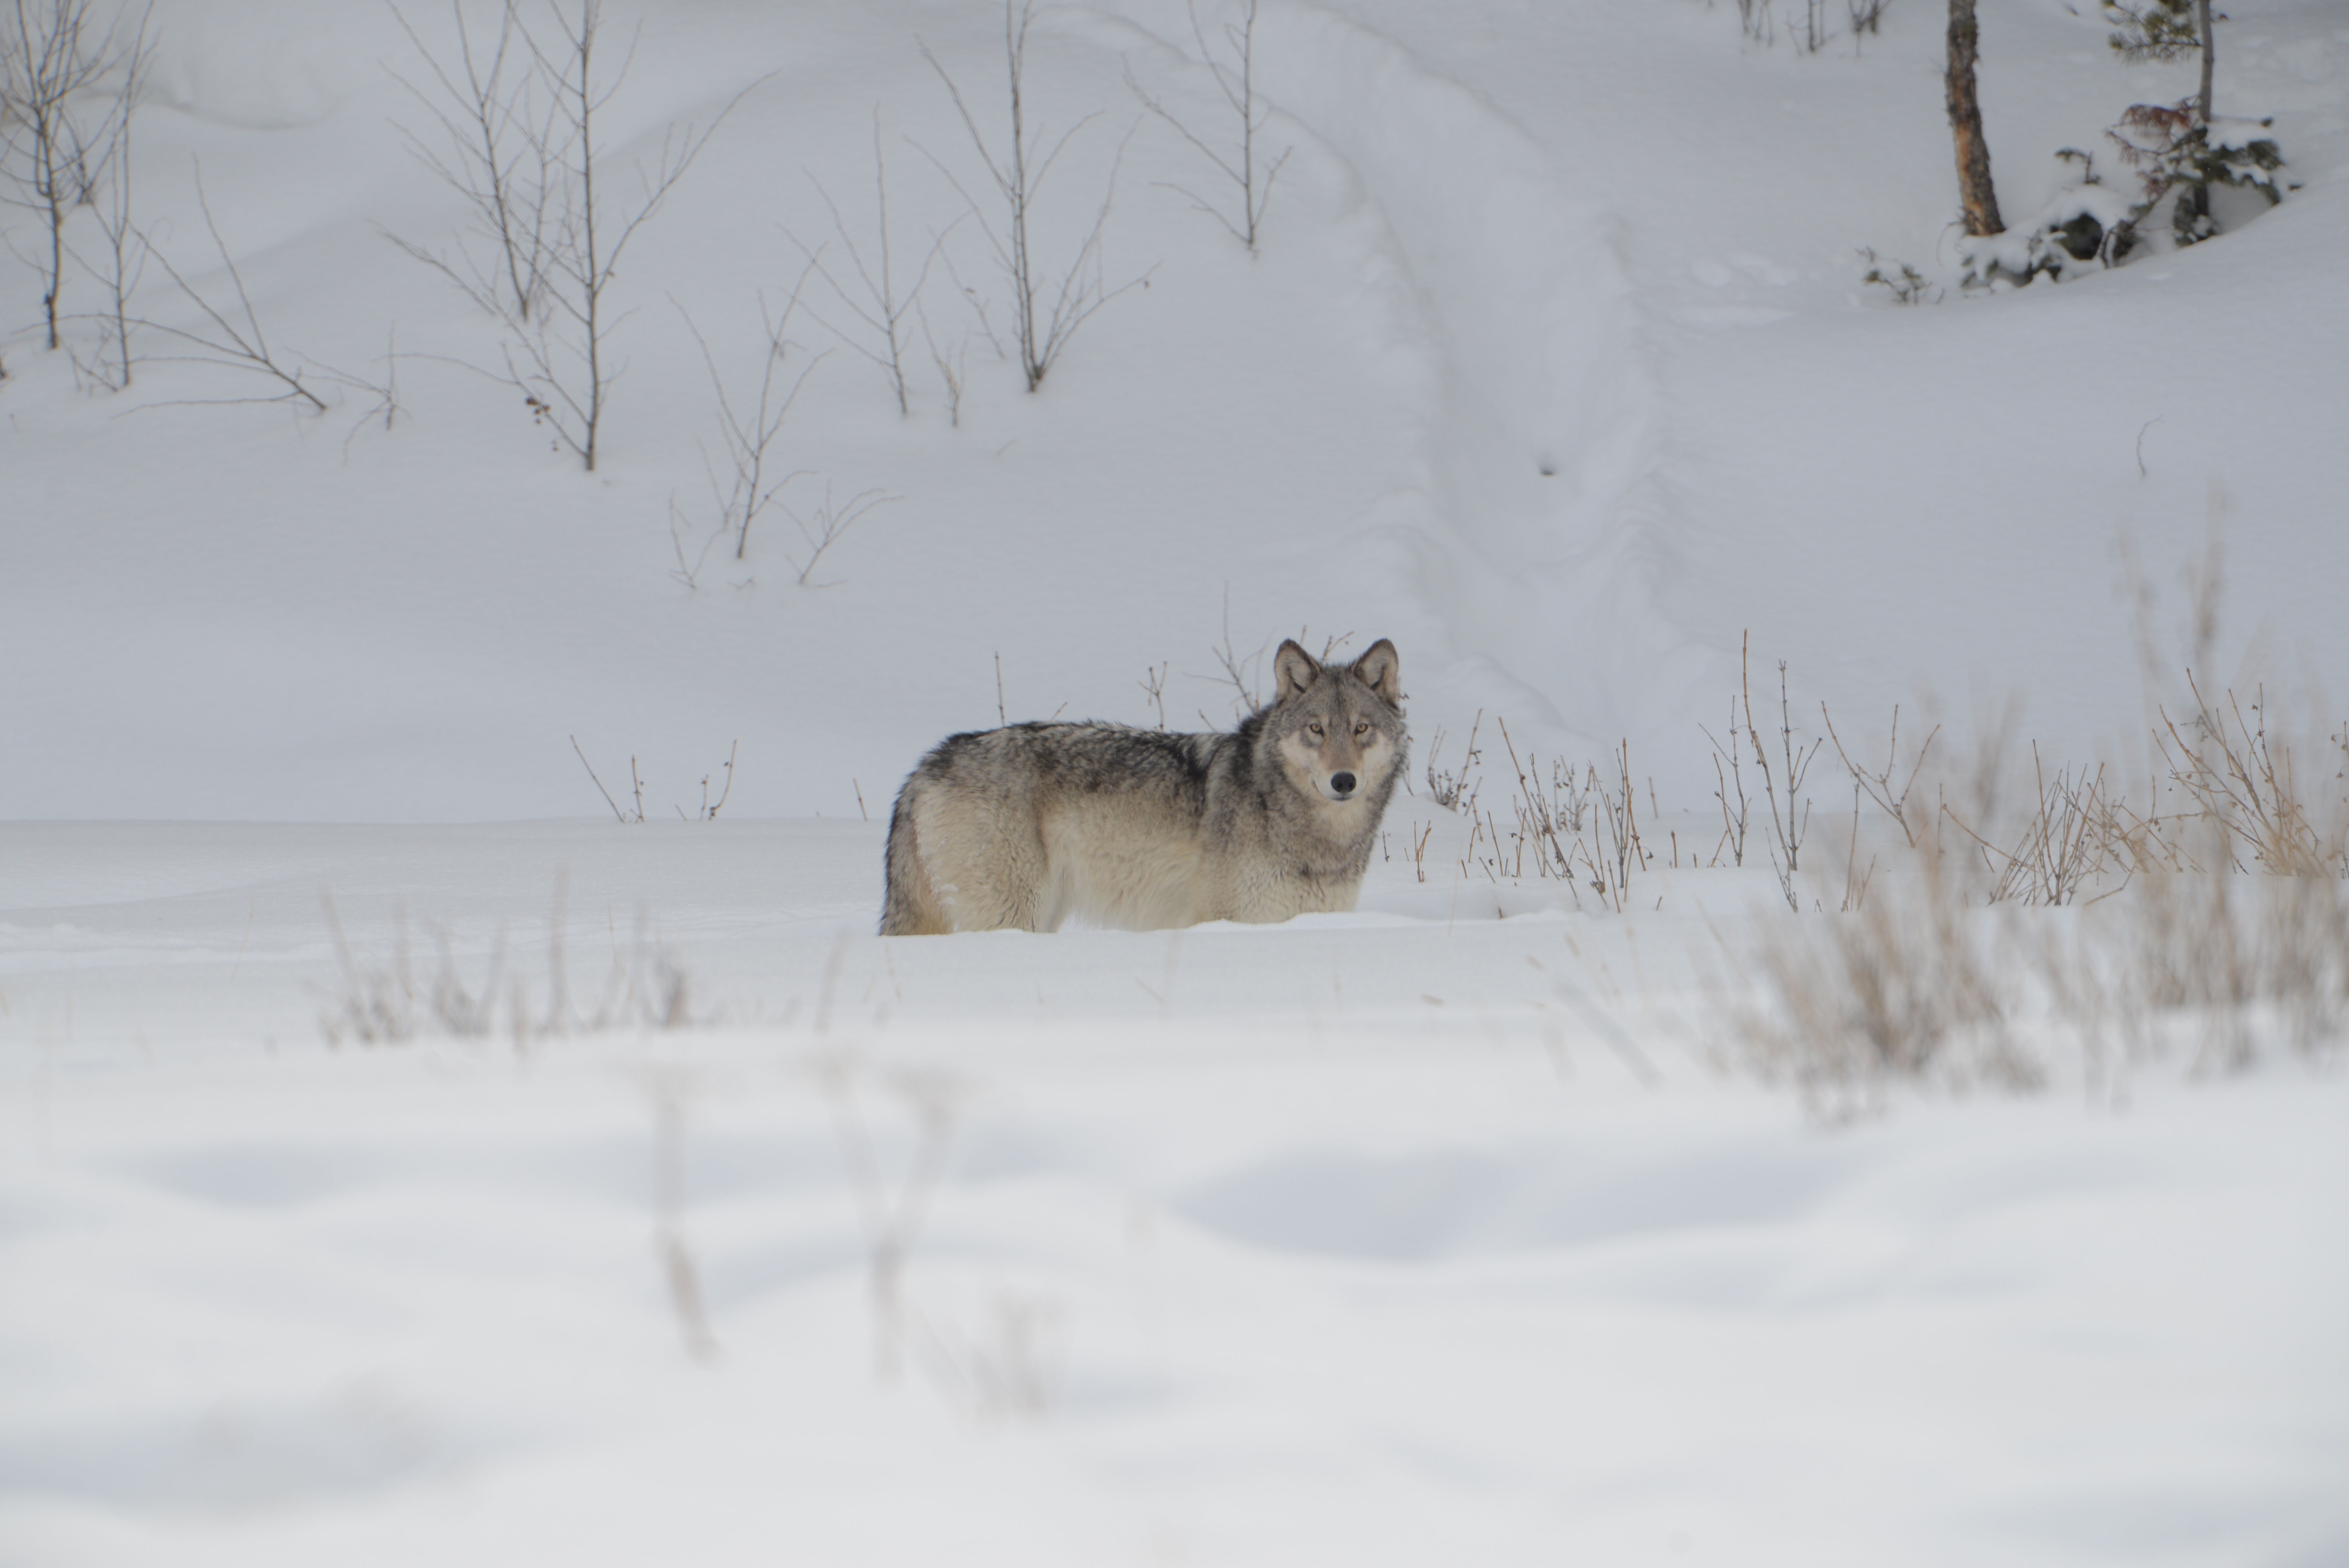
[570,736,737,823]
[317,884,702,1049]
[136,169,340,414]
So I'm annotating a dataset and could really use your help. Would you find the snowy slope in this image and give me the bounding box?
[5,0,2342,819]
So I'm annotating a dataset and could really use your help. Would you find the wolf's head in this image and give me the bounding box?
[1268,638,1406,807]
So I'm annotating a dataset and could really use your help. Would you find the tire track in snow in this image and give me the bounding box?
[1236,5,1695,744]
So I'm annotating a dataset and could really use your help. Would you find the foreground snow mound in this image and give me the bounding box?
[6,819,2349,1565]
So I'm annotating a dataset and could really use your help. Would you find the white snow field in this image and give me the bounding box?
[5,0,2347,1563]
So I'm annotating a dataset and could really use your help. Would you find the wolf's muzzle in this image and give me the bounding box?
[1330,771,1357,798]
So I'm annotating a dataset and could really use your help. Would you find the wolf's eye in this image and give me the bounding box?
[1355,722,1371,738]
[1307,722,1323,738]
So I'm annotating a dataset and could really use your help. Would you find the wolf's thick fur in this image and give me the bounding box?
[881,639,1407,934]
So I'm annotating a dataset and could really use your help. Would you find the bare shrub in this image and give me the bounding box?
[1464,720,1651,911]
[1420,709,1482,812]
[1702,636,1818,907]
[2,0,144,353]
[318,886,702,1047]
[1137,659,1169,729]
[1792,0,1833,53]
[320,893,419,1044]
[1704,697,1752,868]
[1748,647,1821,909]
[1731,675,2345,1117]
[672,282,824,572]
[1494,717,1591,885]
[570,736,737,821]
[1191,586,1264,722]
[1824,704,1937,848]
[385,0,560,324]
[2115,868,2348,1070]
[1857,247,1937,305]
[1734,861,2032,1122]
[920,0,1146,391]
[1124,0,1289,253]
[914,298,970,425]
[389,0,753,469]
[819,1049,964,1383]
[782,481,893,588]
[787,110,955,416]
[1942,746,2133,906]
[57,2,149,390]
[2157,676,2346,877]
[913,1290,1066,1421]
[1589,740,1652,912]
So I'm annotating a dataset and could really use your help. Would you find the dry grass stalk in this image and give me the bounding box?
[318,890,697,1047]
[2158,676,2347,877]
[1737,853,2034,1122]
[1726,631,2347,1114]
[649,1072,720,1361]
[1823,702,1937,848]
[1940,745,2132,906]
[912,1291,1066,1421]
[1421,709,1482,812]
[1494,716,1584,883]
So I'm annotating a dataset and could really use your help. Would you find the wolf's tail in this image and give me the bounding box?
[879,781,951,935]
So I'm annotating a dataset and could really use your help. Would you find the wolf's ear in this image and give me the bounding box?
[1351,639,1401,706]
[1273,639,1319,702]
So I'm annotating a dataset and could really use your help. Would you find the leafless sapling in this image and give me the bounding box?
[1793,0,1833,54]
[1189,584,1262,722]
[385,0,563,325]
[914,298,970,425]
[571,732,645,822]
[1823,702,1939,848]
[515,1,753,470]
[1727,635,1818,911]
[788,110,957,416]
[674,274,823,563]
[391,0,756,469]
[1138,659,1169,729]
[920,0,1146,392]
[1700,697,1751,868]
[1,0,142,352]
[58,0,149,390]
[1124,0,1290,253]
[783,479,893,588]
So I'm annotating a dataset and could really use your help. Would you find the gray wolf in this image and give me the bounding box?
[880,638,1407,934]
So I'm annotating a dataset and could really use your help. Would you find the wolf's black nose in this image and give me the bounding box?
[1331,772,1356,795]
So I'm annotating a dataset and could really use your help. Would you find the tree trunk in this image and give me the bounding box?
[2194,0,2215,125]
[1945,0,2004,236]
